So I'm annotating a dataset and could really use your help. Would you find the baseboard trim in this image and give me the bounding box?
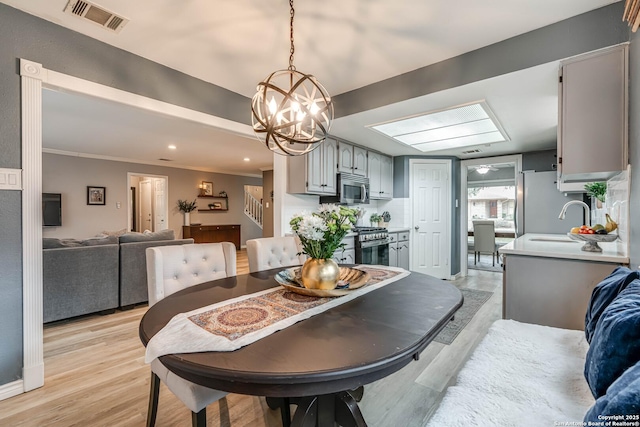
[0,380,24,401]
[449,272,462,281]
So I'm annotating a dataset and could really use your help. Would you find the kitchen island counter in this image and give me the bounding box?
[499,233,628,264]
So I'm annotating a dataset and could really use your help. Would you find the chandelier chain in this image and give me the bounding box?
[288,0,295,71]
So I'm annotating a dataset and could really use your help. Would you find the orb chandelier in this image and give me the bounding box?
[251,0,333,156]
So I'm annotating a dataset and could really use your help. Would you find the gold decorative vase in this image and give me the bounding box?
[300,258,340,290]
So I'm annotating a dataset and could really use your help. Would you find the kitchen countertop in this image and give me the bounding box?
[499,233,629,264]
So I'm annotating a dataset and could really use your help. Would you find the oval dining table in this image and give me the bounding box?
[139,267,463,427]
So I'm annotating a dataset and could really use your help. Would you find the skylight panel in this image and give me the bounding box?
[369,101,509,153]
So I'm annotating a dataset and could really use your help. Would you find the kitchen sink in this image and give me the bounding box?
[528,237,577,243]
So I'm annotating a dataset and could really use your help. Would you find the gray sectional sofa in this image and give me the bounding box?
[43,230,193,323]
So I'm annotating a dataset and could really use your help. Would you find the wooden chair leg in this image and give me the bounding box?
[192,408,206,427]
[281,398,291,427]
[146,372,160,427]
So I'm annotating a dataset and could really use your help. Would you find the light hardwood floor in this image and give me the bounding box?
[0,251,502,427]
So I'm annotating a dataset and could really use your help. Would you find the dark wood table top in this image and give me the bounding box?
[139,268,463,398]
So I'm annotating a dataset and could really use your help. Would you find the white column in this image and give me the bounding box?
[20,59,45,391]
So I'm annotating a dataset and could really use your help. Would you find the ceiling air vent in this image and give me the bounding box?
[158,158,173,162]
[64,0,129,33]
[461,149,482,155]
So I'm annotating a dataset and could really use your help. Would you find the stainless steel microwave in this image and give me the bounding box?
[320,173,370,205]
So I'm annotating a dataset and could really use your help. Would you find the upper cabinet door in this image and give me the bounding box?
[323,137,338,194]
[380,155,393,198]
[368,151,382,197]
[559,44,627,181]
[306,144,325,194]
[353,146,367,177]
[338,141,354,174]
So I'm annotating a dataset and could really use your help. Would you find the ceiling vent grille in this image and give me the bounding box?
[461,149,482,155]
[158,158,173,162]
[64,0,129,33]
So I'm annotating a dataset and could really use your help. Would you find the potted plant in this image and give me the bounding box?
[290,204,358,290]
[177,199,197,226]
[584,182,606,209]
[381,211,391,227]
[370,213,382,226]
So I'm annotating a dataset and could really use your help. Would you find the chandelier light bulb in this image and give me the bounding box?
[268,97,278,116]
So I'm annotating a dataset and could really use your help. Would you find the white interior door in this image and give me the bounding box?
[411,160,451,279]
[140,180,153,232]
[153,178,168,230]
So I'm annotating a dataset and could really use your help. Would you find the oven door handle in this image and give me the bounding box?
[358,238,390,249]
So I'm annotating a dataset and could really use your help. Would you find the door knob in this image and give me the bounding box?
[414,225,420,231]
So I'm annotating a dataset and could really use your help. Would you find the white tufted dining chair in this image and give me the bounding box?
[246,236,306,273]
[144,242,236,427]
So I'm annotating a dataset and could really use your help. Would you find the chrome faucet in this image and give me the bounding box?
[558,200,591,226]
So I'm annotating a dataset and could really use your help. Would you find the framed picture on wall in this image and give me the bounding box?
[87,186,106,205]
[202,181,213,196]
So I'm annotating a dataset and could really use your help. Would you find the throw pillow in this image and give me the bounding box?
[98,228,127,237]
[584,279,640,398]
[584,359,640,420]
[585,266,639,343]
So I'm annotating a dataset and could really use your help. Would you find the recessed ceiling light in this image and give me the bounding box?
[168,145,177,150]
[243,157,250,162]
[367,101,509,153]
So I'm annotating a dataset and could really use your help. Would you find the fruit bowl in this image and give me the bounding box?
[567,233,618,252]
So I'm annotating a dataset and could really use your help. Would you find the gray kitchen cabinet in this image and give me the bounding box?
[333,236,355,265]
[339,141,367,177]
[503,254,623,330]
[368,151,393,199]
[288,137,337,195]
[388,232,398,267]
[558,44,628,186]
[397,239,410,270]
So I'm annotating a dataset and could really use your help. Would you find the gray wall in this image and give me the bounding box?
[42,154,263,245]
[522,149,558,172]
[629,29,640,269]
[0,3,251,386]
[262,170,274,238]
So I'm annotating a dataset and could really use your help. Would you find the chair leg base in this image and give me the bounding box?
[192,408,206,427]
[146,372,160,427]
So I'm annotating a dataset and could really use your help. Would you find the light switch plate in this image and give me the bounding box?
[0,168,22,190]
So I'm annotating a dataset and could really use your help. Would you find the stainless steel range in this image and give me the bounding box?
[354,227,390,266]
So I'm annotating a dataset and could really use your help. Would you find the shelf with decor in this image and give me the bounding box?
[197,196,228,212]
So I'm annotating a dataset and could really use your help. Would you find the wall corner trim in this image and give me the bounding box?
[20,59,45,81]
[21,57,44,393]
[0,380,24,401]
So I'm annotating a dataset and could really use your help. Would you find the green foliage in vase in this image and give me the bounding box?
[290,204,358,259]
[177,199,197,212]
[370,213,382,223]
[584,182,606,203]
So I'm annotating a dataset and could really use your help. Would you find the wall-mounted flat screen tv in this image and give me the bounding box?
[43,193,62,227]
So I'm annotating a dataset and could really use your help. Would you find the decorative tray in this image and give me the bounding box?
[275,266,371,297]
[567,232,618,252]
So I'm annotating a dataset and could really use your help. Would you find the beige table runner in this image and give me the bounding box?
[145,265,409,363]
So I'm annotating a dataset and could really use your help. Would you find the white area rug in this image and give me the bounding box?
[425,319,594,427]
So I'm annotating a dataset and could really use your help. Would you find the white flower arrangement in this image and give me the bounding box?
[290,204,358,259]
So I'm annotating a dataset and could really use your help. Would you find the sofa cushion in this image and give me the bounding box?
[119,229,175,243]
[584,359,640,421]
[585,266,639,343]
[585,279,640,398]
[43,236,117,248]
